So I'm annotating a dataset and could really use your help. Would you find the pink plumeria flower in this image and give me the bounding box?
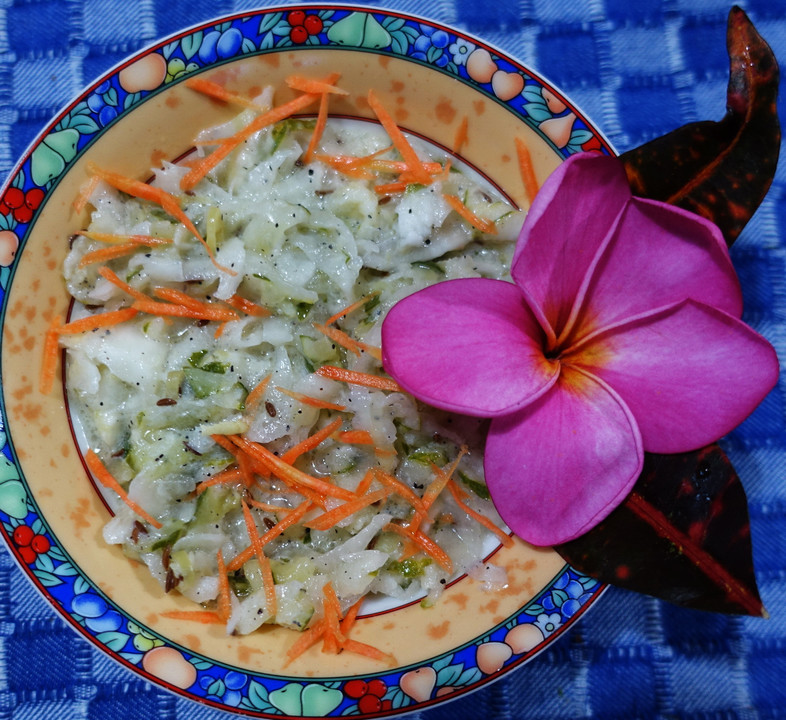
[381,152,779,546]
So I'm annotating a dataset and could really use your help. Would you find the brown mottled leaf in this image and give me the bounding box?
[556,445,765,616]
[620,6,780,246]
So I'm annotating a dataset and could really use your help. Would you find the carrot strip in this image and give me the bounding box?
[227,435,355,501]
[313,153,375,180]
[242,501,277,615]
[58,308,139,335]
[97,267,149,301]
[161,610,224,624]
[196,466,244,494]
[78,231,172,246]
[280,417,343,465]
[354,469,376,497]
[78,241,145,267]
[216,549,231,622]
[325,292,379,326]
[321,581,344,654]
[422,446,468,511]
[244,373,272,414]
[337,429,375,445]
[85,450,162,529]
[276,385,347,411]
[305,487,392,531]
[226,499,313,572]
[315,365,404,393]
[224,294,271,317]
[514,136,539,207]
[453,115,469,154]
[286,75,349,96]
[131,298,238,323]
[87,162,234,276]
[180,92,320,191]
[313,322,363,356]
[367,90,432,185]
[447,479,514,547]
[246,499,294,515]
[374,181,410,196]
[304,91,330,164]
[383,522,452,572]
[185,76,266,111]
[284,619,326,666]
[374,470,428,516]
[339,598,363,636]
[73,175,100,213]
[152,286,211,310]
[39,315,63,395]
[340,637,398,666]
[443,193,498,235]
[367,159,443,175]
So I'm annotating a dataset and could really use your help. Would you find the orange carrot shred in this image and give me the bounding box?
[339,597,363,635]
[447,479,514,547]
[227,435,355,501]
[242,501,277,615]
[304,91,330,164]
[161,610,224,624]
[315,365,404,393]
[324,292,379,326]
[57,308,138,335]
[383,521,452,572]
[40,315,63,395]
[321,581,344,654]
[226,499,313,572]
[179,92,320,191]
[85,450,162,528]
[73,175,100,213]
[286,74,349,96]
[87,162,235,276]
[280,417,343,465]
[284,619,326,666]
[216,549,231,621]
[374,470,428,515]
[196,466,245,494]
[185,76,267,111]
[367,90,432,186]
[276,385,347,411]
[78,241,146,267]
[443,193,498,235]
[374,181,410,196]
[244,373,272,414]
[224,294,271,317]
[131,298,238,323]
[340,638,398,666]
[354,469,376,497]
[515,136,539,207]
[97,266,149,301]
[313,322,364,356]
[337,429,375,445]
[78,231,172,246]
[305,487,393,531]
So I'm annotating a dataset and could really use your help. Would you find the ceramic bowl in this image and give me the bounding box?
[0,5,610,717]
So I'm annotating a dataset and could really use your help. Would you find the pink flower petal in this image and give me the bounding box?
[575,299,780,453]
[511,153,630,339]
[381,278,560,417]
[564,197,742,346]
[485,365,643,546]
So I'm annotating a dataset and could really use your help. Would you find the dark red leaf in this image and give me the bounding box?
[620,6,780,246]
[557,445,765,616]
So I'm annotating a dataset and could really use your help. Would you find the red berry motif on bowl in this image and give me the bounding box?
[344,677,391,713]
[13,524,50,564]
[288,10,324,44]
[0,186,44,224]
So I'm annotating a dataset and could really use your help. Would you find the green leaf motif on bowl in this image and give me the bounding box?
[30,128,80,186]
[327,12,391,49]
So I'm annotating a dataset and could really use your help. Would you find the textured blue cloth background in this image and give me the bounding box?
[0,1,785,718]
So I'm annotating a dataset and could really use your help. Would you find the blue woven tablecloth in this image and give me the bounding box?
[0,1,784,718]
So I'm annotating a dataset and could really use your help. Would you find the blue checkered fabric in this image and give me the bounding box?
[0,1,784,718]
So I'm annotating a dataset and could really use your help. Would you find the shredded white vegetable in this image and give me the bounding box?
[63,95,524,636]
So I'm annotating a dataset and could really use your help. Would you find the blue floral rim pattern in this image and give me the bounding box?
[0,5,609,718]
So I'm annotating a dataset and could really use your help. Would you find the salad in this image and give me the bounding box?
[51,75,525,661]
